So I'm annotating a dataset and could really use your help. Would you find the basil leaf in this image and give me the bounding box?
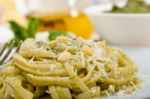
[28,18,39,38]
[48,31,63,41]
[9,21,28,39]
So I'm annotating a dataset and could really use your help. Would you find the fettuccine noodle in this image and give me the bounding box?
[0,34,140,99]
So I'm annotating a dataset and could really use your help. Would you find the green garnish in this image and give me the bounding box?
[9,18,39,45]
[48,31,64,41]
[28,18,39,38]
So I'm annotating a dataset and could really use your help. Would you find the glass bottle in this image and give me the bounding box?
[16,0,93,39]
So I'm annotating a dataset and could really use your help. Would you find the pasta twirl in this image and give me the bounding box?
[0,34,140,99]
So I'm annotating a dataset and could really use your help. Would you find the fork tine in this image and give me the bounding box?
[5,41,22,63]
[16,41,22,52]
[0,43,7,56]
[0,41,15,64]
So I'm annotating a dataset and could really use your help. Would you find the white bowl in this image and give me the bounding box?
[85,3,150,46]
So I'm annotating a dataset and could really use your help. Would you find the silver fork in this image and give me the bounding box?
[0,41,21,65]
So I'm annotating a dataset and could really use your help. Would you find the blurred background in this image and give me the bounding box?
[0,0,104,38]
[0,0,112,24]
[0,0,150,46]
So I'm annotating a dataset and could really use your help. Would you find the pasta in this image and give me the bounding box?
[0,34,140,99]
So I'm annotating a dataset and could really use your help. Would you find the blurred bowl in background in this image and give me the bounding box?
[85,3,150,46]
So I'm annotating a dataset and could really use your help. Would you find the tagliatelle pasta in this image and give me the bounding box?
[0,34,140,99]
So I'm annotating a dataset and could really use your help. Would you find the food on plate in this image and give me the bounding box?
[0,34,140,99]
[109,0,150,13]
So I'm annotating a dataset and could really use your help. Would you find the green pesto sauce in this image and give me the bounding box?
[109,0,150,13]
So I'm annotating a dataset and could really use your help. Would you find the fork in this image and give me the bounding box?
[0,41,21,65]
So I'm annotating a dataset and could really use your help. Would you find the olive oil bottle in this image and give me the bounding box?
[27,10,93,39]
